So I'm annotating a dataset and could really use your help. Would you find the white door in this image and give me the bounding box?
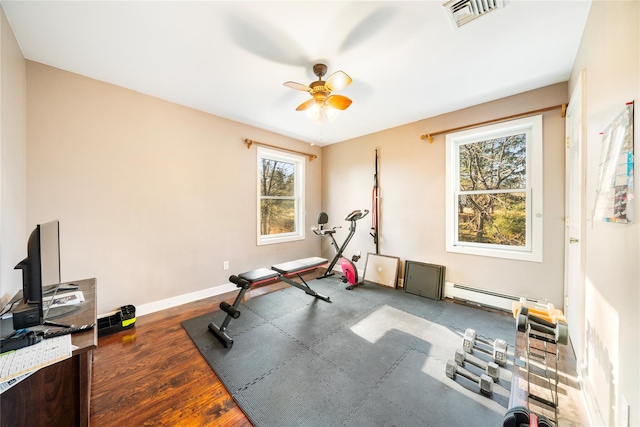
[564,71,586,367]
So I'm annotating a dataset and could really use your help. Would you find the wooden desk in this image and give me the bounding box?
[1,279,97,427]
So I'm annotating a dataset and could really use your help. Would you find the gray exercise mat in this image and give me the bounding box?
[182,277,516,426]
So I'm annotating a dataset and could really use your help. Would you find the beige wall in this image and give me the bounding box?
[26,62,322,314]
[0,6,27,305]
[569,1,639,425]
[321,83,568,306]
[9,3,639,423]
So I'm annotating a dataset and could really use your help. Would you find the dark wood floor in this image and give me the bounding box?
[90,280,291,427]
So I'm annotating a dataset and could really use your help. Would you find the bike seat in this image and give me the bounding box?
[313,228,335,236]
[317,212,329,225]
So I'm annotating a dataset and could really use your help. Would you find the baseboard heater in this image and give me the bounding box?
[443,281,519,312]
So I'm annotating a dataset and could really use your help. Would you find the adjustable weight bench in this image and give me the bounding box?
[208,256,330,348]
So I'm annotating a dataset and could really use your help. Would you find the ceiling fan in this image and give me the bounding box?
[283,64,352,123]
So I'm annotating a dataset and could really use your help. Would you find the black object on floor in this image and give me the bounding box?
[403,260,446,300]
[182,278,516,427]
[98,305,136,338]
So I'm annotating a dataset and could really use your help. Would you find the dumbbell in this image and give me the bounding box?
[503,406,554,427]
[445,359,493,396]
[516,306,568,345]
[520,297,554,311]
[454,348,500,381]
[512,298,566,324]
[517,306,566,325]
[462,328,508,366]
[503,406,529,427]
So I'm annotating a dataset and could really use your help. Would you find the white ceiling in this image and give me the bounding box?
[1,1,592,146]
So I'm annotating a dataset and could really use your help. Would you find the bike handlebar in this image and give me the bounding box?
[345,209,369,221]
[313,210,369,235]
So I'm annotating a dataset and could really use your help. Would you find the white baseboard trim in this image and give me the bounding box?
[443,281,518,312]
[580,367,605,427]
[99,282,238,319]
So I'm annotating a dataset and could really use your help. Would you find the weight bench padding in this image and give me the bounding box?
[271,257,328,274]
[239,268,280,283]
[238,257,328,285]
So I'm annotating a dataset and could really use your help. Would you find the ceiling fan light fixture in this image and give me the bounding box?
[306,103,321,122]
[284,63,353,124]
[323,105,340,122]
[305,102,339,125]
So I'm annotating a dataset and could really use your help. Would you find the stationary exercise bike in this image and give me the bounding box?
[313,209,369,290]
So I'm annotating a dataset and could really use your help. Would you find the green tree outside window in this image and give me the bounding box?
[260,158,295,235]
[257,147,305,245]
[457,134,527,246]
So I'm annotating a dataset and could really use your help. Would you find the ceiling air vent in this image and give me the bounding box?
[443,0,504,29]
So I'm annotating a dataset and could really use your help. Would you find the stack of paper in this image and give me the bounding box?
[0,334,72,393]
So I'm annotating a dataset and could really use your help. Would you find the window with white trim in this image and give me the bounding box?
[445,115,543,262]
[257,147,305,245]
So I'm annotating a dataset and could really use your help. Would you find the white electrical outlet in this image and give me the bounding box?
[377,266,382,272]
[223,261,229,270]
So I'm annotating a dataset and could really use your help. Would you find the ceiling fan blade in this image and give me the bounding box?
[296,98,316,111]
[284,81,311,92]
[325,71,352,92]
[326,94,352,110]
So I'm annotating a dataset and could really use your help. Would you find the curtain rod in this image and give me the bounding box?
[244,139,317,161]
[419,103,567,143]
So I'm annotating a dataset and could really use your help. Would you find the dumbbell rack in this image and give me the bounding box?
[522,322,559,426]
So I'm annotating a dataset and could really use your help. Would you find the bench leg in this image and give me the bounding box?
[208,281,250,348]
[280,273,331,302]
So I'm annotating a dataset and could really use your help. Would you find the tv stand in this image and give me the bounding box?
[1,278,97,427]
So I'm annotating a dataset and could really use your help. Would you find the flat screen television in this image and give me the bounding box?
[13,220,64,328]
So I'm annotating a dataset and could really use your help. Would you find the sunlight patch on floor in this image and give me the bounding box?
[352,305,509,414]
[350,304,432,343]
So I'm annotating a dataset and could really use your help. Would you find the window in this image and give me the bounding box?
[257,147,305,245]
[445,115,543,262]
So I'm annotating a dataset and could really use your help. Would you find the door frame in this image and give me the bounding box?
[564,70,586,368]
